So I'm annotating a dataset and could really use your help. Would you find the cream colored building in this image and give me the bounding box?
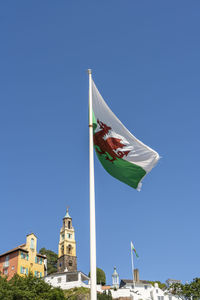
[0,233,47,280]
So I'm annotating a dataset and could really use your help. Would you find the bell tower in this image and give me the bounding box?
[57,208,77,272]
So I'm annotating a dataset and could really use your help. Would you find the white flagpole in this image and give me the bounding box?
[88,69,97,300]
[131,242,134,288]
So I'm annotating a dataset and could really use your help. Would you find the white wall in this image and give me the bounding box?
[108,284,181,300]
[45,274,181,300]
[111,288,133,299]
[44,272,89,290]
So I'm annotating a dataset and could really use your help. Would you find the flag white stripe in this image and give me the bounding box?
[92,80,160,173]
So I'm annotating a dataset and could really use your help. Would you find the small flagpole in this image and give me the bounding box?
[131,242,134,288]
[88,69,97,300]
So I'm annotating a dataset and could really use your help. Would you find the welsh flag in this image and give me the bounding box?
[92,80,160,190]
[131,241,139,258]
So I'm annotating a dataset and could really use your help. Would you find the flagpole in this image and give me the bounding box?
[131,243,134,288]
[88,69,97,300]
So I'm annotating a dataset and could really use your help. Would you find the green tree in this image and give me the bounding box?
[169,278,200,300]
[64,287,112,300]
[39,247,58,275]
[64,287,90,300]
[98,290,112,300]
[88,268,106,286]
[147,280,167,290]
[0,273,65,300]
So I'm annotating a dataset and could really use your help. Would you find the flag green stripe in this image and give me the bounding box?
[131,244,139,257]
[134,249,139,258]
[94,147,146,189]
[92,111,146,189]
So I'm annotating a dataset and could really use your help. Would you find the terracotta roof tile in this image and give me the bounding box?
[0,244,28,257]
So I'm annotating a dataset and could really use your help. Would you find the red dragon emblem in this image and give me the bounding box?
[93,119,130,162]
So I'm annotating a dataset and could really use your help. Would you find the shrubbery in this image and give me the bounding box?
[0,273,65,300]
[0,273,113,300]
[169,278,200,300]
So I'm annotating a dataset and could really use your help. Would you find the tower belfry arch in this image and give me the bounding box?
[57,207,77,272]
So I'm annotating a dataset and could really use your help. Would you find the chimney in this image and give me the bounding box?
[134,269,139,282]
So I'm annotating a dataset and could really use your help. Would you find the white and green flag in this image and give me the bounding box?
[92,80,159,190]
[131,241,139,258]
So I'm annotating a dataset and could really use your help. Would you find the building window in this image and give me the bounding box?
[35,256,43,264]
[30,238,34,250]
[61,245,64,255]
[62,233,64,240]
[57,277,62,283]
[21,252,29,261]
[69,260,73,267]
[145,285,148,289]
[20,266,28,275]
[4,255,9,267]
[67,244,72,254]
[3,268,8,275]
[68,221,71,229]
[67,233,72,239]
[34,271,40,278]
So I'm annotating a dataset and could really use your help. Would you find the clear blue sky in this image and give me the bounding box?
[1,0,200,285]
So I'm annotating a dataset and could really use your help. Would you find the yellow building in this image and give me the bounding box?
[57,208,77,272]
[0,233,47,280]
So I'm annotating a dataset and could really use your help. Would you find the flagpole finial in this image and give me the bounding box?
[88,69,92,74]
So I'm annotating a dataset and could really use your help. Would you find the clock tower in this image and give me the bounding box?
[57,208,77,272]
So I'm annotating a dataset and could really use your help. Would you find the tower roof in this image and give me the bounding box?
[64,207,71,219]
[112,266,118,276]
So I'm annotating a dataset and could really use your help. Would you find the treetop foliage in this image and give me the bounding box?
[88,267,106,286]
[39,247,58,275]
[0,273,65,300]
[64,287,112,300]
[98,290,112,300]
[0,274,112,300]
[169,278,200,300]
[147,280,167,290]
